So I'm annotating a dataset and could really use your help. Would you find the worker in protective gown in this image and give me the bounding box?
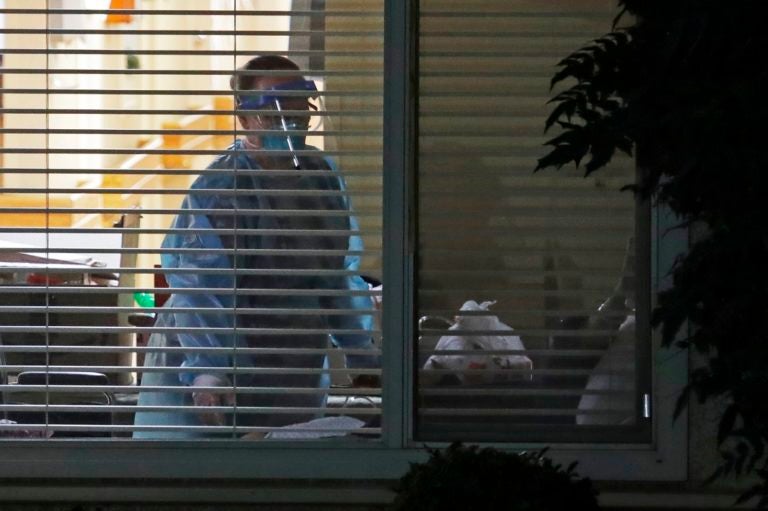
[133,56,380,439]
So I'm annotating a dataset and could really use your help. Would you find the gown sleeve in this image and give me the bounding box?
[161,165,239,386]
[323,157,381,370]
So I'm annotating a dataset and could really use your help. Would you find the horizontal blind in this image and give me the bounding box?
[415,0,650,442]
[0,0,384,441]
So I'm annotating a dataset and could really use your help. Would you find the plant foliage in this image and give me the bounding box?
[391,442,599,510]
[537,0,768,506]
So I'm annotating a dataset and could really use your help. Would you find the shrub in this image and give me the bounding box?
[391,442,599,510]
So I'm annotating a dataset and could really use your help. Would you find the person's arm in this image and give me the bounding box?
[323,167,381,378]
[162,185,239,425]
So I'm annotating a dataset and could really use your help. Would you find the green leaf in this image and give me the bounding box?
[535,145,578,172]
[550,57,596,89]
[748,439,765,473]
[703,465,723,486]
[611,9,629,29]
[584,142,616,174]
[544,100,578,132]
[673,385,691,419]
[615,136,634,156]
[718,404,739,445]
[734,442,750,475]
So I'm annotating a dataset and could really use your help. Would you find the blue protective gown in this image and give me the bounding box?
[133,140,379,439]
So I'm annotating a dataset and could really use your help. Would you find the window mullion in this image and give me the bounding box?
[382,0,416,449]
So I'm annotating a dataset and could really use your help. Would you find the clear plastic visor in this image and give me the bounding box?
[238,79,318,130]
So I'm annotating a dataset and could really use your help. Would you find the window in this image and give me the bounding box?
[415,0,650,443]
[0,0,686,496]
[1,0,384,440]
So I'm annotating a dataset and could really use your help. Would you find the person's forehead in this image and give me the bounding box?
[255,75,300,90]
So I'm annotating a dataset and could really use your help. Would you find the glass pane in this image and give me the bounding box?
[0,0,383,441]
[415,0,650,443]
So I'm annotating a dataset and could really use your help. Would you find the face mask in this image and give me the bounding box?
[260,119,307,153]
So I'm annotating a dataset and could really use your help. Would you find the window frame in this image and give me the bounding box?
[0,0,687,498]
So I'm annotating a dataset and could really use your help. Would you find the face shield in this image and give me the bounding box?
[239,79,318,169]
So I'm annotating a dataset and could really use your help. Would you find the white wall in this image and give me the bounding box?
[2,3,48,190]
[2,0,110,190]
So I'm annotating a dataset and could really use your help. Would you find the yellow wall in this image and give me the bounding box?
[325,0,385,276]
